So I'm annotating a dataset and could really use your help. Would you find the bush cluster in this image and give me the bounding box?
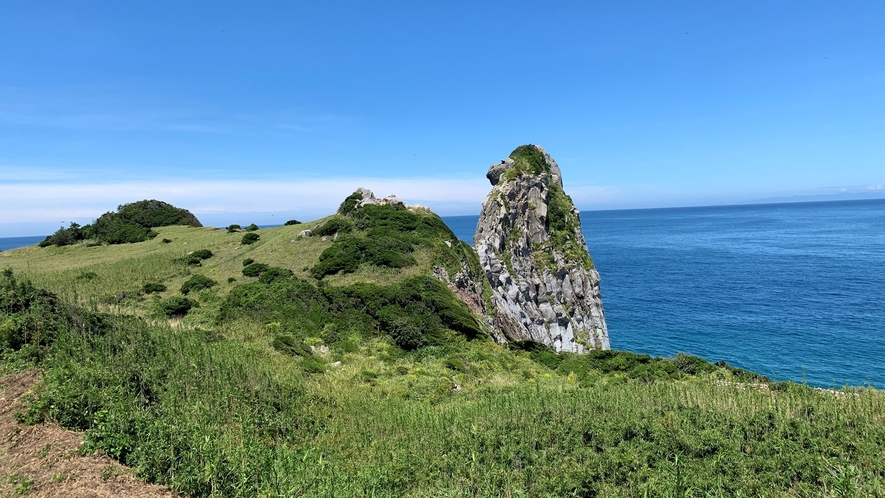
[271,334,312,357]
[190,249,213,260]
[309,204,459,279]
[142,283,167,294]
[160,296,197,316]
[311,236,414,278]
[180,275,217,295]
[258,267,293,285]
[312,217,353,237]
[245,223,259,232]
[241,233,260,245]
[39,200,201,247]
[337,191,363,216]
[39,222,87,247]
[0,269,108,353]
[240,263,293,284]
[283,219,301,226]
[508,341,765,384]
[220,275,484,350]
[242,263,269,277]
[182,249,213,266]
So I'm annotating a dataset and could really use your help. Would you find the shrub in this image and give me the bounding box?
[313,217,354,237]
[180,249,213,267]
[241,233,260,245]
[245,223,259,232]
[142,283,167,294]
[0,269,109,352]
[272,335,312,357]
[242,258,254,267]
[226,224,242,233]
[160,296,196,316]
[310,236,415,278]
[338,192,363,216]
[227,277,237,283]
[161,238,172,244]
[284,219,301,226]
[300,356,327,374]
[184,257,202,267]
[190,249,213,260]
[386,316,427,351]
[258,267,294,285]
[77,271,98,281]
[39,222,86,247]
[673,352,716,375]
[242,263,269,277]
[180,275,217,295]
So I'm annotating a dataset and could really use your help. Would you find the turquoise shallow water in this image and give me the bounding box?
[443,199,885,388]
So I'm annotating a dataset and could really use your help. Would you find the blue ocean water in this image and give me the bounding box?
[443,199,885,388]
[0,235,45,251]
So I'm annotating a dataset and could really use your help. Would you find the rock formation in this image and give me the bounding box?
[340,187,428,213]
[474,145,609,352]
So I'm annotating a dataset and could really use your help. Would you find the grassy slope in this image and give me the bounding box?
[1,222,330,305]
[2,216,885,497]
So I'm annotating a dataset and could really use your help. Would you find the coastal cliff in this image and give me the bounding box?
[473,145,609,352]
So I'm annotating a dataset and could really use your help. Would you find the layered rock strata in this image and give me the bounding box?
[474,145,609,352]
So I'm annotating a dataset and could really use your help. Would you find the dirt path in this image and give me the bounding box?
[0,370,174,498]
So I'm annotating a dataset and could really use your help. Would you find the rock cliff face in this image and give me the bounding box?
[474,145,609,352]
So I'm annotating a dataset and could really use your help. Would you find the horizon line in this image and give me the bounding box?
[3,195,883,240]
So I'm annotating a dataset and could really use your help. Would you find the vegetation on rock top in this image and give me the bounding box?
[503,144,551,181]
[311,202,469,281]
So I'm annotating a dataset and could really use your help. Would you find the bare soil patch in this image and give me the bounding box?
[0,370,174,498]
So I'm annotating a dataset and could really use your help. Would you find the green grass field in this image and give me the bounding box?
[2,214,884,497]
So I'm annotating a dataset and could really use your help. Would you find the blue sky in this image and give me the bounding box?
[1,1,883,236]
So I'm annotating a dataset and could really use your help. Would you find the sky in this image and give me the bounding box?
[1,1,883,236]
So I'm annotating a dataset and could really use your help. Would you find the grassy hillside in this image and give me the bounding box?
[2,204,884,497]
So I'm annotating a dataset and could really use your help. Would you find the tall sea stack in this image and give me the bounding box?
[474,145,609,352]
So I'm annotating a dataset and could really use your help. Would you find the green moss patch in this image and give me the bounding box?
[503,144,550,181]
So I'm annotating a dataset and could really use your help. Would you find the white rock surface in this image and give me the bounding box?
[473,145,609,352]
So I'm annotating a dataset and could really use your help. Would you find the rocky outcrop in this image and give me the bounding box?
[339,188,429,214]
[474,145,609,352]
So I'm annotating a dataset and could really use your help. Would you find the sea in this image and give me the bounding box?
[444,199,885,389]
[2,200,883,388]
[0,235,45,251]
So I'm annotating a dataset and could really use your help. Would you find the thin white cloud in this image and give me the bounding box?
[0,177,495,225]
[0,86,359,135]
